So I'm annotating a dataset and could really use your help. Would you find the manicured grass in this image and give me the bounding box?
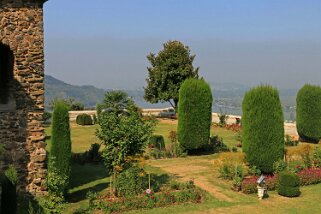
[40,119,321,214]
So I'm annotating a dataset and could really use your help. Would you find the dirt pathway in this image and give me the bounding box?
[149,159,233,202]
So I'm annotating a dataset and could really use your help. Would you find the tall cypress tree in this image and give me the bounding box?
[242,85,284,173]
[178,78,213,151]
[50,101,72,194]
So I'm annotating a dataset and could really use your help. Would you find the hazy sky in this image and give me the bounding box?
[44,0,321,90]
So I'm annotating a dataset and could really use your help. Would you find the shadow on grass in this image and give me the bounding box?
[67,182,109,203]
[70,163,108,188]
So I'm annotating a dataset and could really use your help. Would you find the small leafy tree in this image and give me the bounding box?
[96,92,155,173]
[296,84,321,143]
[50,101,72,196]
[178,79,213,151]
[242,85,284,173]
[144,40,199,110]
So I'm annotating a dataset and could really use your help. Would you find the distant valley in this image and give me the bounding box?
[45,75,297,120]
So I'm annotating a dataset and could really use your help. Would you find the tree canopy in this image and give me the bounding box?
[144,40,199,109]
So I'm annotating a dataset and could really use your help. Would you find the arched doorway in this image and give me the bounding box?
[0,43,15,110]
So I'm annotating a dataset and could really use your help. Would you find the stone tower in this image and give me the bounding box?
[0,0,48,195]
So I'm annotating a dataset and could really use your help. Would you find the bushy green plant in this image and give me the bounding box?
[178,79,213,151]
[76,113,93,125]
[50,101,72,196]
[285,135,299,146]
[278,171,301,197]
[1,165,18,214]
[248,165,262,176]
[273,159,288,174]
[96,97,155,172]
[313,147,321,168]
[242,85,284,173]
[93,114,98,124]
[296,84,321,143]
[148,135,165,150]
[114,167,149,197]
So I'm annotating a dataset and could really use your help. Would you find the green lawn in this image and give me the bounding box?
[40,119,321,214]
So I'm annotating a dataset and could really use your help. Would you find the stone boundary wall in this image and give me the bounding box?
[0,0,48,196]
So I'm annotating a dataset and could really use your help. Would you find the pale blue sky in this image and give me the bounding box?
[44,0,321,89]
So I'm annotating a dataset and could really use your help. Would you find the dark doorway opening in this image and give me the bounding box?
[0,43,14,106]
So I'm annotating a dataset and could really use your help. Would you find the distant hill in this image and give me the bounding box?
[45,75,106,108]
[44,75,298,120]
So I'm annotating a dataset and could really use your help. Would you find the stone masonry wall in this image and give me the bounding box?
[0,0,47,195]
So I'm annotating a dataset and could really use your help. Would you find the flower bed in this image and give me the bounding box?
[88,187,204,213]
[298,168,321,186]
[241,168,321,194]
[241,175,278,194]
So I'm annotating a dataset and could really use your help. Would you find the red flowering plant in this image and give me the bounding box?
[298,168,321,186]
[241,175,278,194]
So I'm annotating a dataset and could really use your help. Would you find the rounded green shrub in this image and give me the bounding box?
[114,167,148,197]
[76,113,93,125]
[148,135,165,150]
[242,85,284,173]
[178,78,213,151]
[50,101,72,195]
[278,171,300,197]
[296,84,321,143]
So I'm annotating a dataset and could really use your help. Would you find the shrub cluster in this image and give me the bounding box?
[148,135,165,150]
[76,113,93,125]
[88,184,203,213]
[278,171,301,197]
[284,135,299,147]
[114,167,149,197]
[178,79,213,151]
[147,131,186,159]
[296,84,321,143]
[242,85,284,173]
[241,175,278,194]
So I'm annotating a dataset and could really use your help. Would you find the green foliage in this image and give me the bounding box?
[248,165,261,176]
[76,113,93,126]
[285,135,299,146]
[92,114,98,124]
[42,161,67,213]
[242,85,284,173]
[96,92,155,172]
[1,165,18,214]
[114,167,149,197]
[49,97,84,111]
[178,79,213,151]
[43,111,52,123]
[144,40,199,109]
[218,110,229,127]
[50,101,72,195]
[148,135,165,150]
[89,183,203,213]
[313,147,321,168]
[96,90,135,120]
[273,159,288,174]
[278,171,301,197]
[296,84,321,143]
